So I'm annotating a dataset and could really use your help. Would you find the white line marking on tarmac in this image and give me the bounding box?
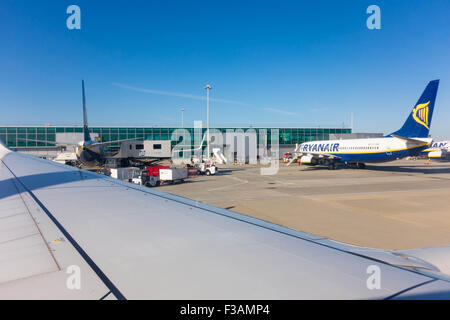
[276,180,295,185]
[204,187,450,203]
[207,176,249,192]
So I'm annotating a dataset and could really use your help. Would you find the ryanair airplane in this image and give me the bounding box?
[20,81,139,167]
[74,80,106,166]
[72,80,144,166]
[290,80,440,169]
[422,140,450,159]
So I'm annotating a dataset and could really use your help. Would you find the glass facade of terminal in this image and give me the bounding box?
[0,126,352,148]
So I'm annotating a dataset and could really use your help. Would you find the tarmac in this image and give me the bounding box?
[157,159,450,250]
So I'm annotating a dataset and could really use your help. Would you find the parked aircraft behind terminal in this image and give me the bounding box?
[289,80,440,169]
[19,80,140,167]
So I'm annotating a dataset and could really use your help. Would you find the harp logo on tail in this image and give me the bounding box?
[412,101,430,129]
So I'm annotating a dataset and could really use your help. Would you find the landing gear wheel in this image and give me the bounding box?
[327,163,337,170]
[357,163,366,169]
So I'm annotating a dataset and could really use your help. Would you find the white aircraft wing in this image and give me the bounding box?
[2,142,450,300]
[287,151,341,166]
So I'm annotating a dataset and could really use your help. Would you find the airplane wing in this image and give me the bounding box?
[2,141,450,299]
[17,137,143,147]
[287,151,341,166]
[390,135,432,145]
[16,138,78,146]
[89,137,144,146]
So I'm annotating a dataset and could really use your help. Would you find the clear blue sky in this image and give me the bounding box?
[1,0,449,138]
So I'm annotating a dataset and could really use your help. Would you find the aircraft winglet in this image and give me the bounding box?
[0,139,12,158]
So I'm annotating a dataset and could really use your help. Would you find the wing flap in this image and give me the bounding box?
[0,154,117,299]
[0,164,59,284]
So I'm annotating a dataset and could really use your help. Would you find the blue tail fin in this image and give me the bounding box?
[390,80,439,138]
[82,80,92,142]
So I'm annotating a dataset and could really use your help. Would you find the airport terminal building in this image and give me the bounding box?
[0,126,352,160]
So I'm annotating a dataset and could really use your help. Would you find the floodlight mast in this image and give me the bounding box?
[205,84,212,160]
[180,108,185,128]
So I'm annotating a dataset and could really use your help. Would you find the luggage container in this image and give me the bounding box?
[159,168,188,183]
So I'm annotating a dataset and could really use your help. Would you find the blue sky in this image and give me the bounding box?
[1,0,449,138]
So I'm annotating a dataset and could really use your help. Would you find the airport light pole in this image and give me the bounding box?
[350,112,354,132]
[205,84,212,159]
[180,108,184,128]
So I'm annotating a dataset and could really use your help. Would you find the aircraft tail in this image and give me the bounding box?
[82,80,91,142]
[390,80,439,138]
